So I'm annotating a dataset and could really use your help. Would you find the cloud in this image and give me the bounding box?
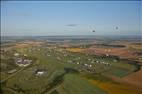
[66,24,78,27]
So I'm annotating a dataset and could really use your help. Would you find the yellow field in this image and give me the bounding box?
[89,79,142,94]
[66,48,85,52]
[13,41,43,48]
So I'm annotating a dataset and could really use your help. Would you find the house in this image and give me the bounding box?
[89,64,92,67]
[106,54,109,57]
[102,62,105,64]
[36,71,44,75]
[96,60,99,63]
[35,69,47,76]
[14,53,20,57]
[23,54,27,57]
[76,62,80,65]
[88,59,91,61]
[84,63,88,66]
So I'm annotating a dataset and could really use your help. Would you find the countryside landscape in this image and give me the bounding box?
[1,1,142,94]
[1,35,142,94]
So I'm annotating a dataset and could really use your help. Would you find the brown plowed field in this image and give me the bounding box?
[122,67,142,89]
[87,47,136,59]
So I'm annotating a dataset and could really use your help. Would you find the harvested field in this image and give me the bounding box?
[13,41,43,48]
[122,67,142,89]
[89,79,142,94]
[87,47,136,59]
[66,48,85,52]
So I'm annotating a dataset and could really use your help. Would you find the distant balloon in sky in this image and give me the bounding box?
[116,26,118,30]
[92,30,95,32]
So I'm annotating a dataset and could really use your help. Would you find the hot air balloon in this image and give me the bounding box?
[92,30,95,32]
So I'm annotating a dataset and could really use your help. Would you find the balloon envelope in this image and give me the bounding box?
[92,30,95,32]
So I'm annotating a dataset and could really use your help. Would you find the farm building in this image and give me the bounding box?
[35,69,47,76]
[23,54,27,57]
[14,53,20,57]
[16,58,32,67]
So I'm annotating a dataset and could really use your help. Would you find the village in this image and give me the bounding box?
[7,47,112,75]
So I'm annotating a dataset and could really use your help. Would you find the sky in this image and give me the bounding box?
[1,1,142,36]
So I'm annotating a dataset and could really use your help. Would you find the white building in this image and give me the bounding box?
[14,53,20,57]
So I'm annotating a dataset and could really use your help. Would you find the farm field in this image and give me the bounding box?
[1,36,142,94]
